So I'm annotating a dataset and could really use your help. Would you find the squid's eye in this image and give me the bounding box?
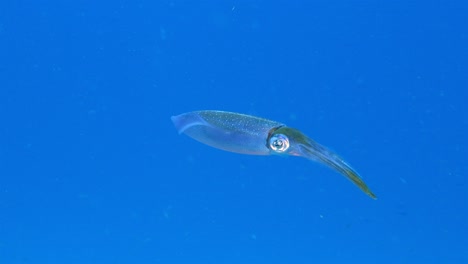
[268,134,290,152]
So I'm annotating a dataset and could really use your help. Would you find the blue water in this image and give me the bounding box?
[1,1,467,263]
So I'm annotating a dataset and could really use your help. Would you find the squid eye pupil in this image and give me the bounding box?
[273,140,283,147]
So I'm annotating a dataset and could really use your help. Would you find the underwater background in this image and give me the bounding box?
[1,1,467,263]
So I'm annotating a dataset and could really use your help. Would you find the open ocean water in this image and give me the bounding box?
[1,1,467,263]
